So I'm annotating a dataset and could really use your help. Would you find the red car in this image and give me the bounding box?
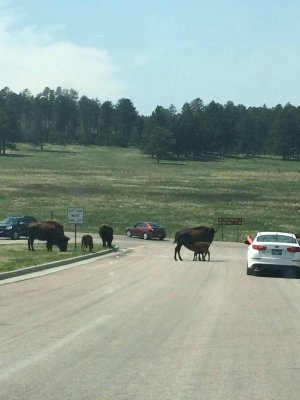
[126,222,166,240]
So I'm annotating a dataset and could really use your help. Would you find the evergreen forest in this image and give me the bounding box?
[0,86,299,161]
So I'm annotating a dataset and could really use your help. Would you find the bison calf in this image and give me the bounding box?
[81,234,93,252]
[184,241,211,261]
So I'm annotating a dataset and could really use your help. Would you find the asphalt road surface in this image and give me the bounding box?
[1,237,300,400]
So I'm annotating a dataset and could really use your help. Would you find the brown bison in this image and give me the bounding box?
[99,224,113,248]
[184,241,211,261]
[174,226,216,261]
[81,234,93,252]
[28,221,70,252]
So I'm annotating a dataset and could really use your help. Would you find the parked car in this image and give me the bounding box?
[0,216,37,239]
[246,231,300,276]
[126,222,166,240]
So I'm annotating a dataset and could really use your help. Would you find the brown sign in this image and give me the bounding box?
[218,218,243,225]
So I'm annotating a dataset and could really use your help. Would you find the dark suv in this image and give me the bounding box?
[0,216,37,239]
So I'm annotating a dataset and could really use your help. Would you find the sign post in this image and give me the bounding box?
[67,208,84,250]
[218,218,243,241]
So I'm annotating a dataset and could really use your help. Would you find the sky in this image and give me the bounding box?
[1,0,300,115]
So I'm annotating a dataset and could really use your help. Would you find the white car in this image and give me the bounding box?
[246,232,300,276]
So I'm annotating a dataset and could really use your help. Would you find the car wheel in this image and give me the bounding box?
[159,237,165,241]
[143,232,149,240]
[126,230,132,238]
[11,231,19,240]
[247,264,253,275]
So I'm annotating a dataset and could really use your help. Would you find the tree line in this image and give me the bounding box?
[0,86,299,160]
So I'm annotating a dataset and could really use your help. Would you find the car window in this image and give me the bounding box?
[257,235,297,244]
[257,235,274,242]
[150,223,160,228]
[277,236,297,244]
[2,216,36,225]
[24,218,34,223]
[3,217,17,224]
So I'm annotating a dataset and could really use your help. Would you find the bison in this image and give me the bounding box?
[183,241,211,261]
[174,226,216,261]
[28,221,70,252]
[81,234,94,252]
[99,224,113,248]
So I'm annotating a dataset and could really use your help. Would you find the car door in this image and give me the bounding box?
[17,221,26,236]
[134,223,145,238]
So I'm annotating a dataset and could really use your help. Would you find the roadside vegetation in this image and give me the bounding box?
[0,143,299,273]
[0,244,79,273]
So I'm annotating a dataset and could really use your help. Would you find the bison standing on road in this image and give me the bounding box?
[28,221,70,252]
[81,234,94,252]
[99,224,114,248]
[174,226,216,261]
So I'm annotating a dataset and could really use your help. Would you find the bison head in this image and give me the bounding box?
[58,235,70,251]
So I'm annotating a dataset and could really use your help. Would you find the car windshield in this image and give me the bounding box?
[257,234,297,244]
[2,217,20,224]
[149,222,163,228]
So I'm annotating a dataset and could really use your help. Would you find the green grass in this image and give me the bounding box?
[1,143,300,272]
[0,243,77,273]
[0,242,108,273]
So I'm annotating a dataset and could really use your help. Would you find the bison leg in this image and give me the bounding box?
[174,244,183,261]
[28,237,34,251]
[193,252,197,261]
[46,240,53,252]
[46,244,52,252]
[202,251,210,261]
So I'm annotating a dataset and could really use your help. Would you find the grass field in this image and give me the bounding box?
[1,143,299,272]
[0,241,108,274]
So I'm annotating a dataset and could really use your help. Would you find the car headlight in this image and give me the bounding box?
[5,225,13,231]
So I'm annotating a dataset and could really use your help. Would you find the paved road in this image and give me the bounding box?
[0,238,300,400]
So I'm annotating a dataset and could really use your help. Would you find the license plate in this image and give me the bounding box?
[272,249,282,255]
